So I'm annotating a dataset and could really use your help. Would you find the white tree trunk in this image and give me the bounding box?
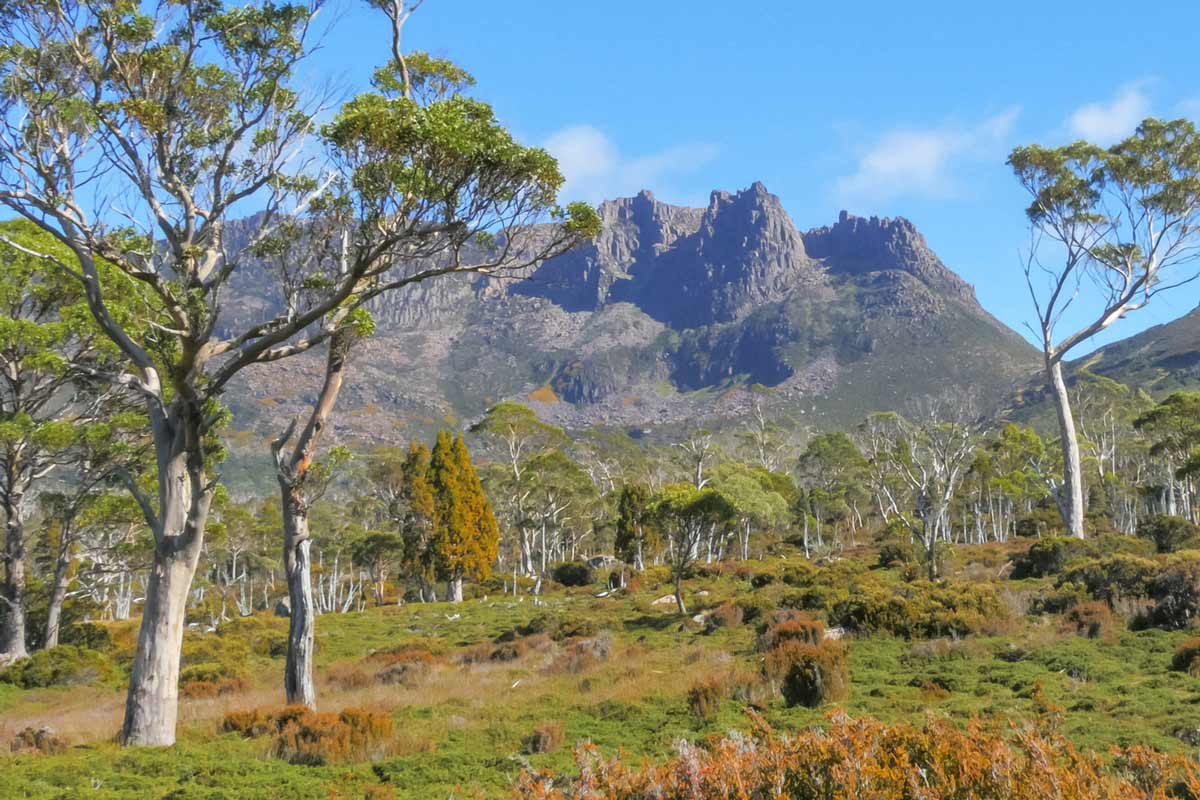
[1048,359,1086,538]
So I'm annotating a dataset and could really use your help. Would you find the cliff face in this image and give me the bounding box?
[220,183,1041,448]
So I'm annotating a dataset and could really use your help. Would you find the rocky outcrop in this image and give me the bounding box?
[219,183,1042,454]
[803,210,976,305]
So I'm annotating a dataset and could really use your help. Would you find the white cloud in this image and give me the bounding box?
[1068,84,1150,144]
[543,125,719,204]
[834,109,1020,204]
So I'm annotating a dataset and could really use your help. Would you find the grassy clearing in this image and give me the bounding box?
[4,540,1200,798]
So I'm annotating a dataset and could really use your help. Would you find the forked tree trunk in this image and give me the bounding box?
[0,494,29,661]
[282,486,316,709]
[447,576,463,603]
[1047,359,1086,539]
[274,329,351,710]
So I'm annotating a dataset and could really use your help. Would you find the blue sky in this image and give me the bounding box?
[64,2,1169,353]
[300,0,1200,352]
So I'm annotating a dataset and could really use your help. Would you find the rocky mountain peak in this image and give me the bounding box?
[803,211,976,304]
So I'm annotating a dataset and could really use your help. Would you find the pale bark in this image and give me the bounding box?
[120,544,200,745]
[273,330,351,710]
[1,491,29,660]
[447,575,463,603]
[282,489,316,709]
[1047,359,1086,539]
[43,535,73,649]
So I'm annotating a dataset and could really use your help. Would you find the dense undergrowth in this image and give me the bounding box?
[4,535,1200,798]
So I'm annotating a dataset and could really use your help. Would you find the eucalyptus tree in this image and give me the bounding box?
[0,0,595,737]
[795,431,868,548]
[649,483,734,614]
[1008,118,1200,539]
[709,462,789,560]
[265,7,594,702]
[1134,392,1200,522]
[614,482,656,570]
[471,403,570,576]
[0,0,338,743]
[0,224,145,662]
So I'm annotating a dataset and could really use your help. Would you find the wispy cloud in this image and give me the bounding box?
[1067,83,1150,144]
[543,125,719,204]
[834,109,1020,204]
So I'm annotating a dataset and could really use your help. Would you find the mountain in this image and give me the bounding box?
[1070,308,1200,393]
[221,183,1041,455]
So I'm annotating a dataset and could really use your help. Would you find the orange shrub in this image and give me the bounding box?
[514,712,1200,799]
[1062,600,1117,640]
[759,614,824,650]
[767,640,849,708]
[221,705,394,765]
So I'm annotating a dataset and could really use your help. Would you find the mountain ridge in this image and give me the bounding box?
[221,182,1043,453]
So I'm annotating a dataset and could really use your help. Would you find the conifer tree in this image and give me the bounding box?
[400,443,438,601]
[430,433,499,602]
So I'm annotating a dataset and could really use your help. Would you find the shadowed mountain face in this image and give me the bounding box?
[1068,308,1200,391]
[220,183,1041,454]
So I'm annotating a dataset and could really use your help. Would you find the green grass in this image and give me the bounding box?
[5,547,1200,798]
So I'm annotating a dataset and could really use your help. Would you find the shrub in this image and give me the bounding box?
[1014,506,1065,538]
[830,580,1006,639]
[759,613,824,650]
[769,640,849,708]
[705,603,744,632]
[0,645,114,688]
[547,634,612,674]
[1138,514,1200,554]
[749,572,775,588]
[1172,638,1200,676]
[179,676,247,699]
[878,540,915,568]
[1062,600,1116,640]
[1059,555,1161,604]
[1013,537,1075,578]
[517,613,598,642]
[526,721,566,754]
[59,622,113,652]
[515,713,1200,799]
[181,634,251,684]
[550,561,594,587]
[222,615,289,658]
[8,726,66,755]
[687,676,726,723]
[1149,556,1200,629]
[223,706,394,766]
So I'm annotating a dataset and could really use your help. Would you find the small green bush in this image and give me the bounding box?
[0,645,114,688]
[1138,515,1200,554]
[830,580,1006,639]
[550,561,594,587]
[1059,555,1161,604]
[1148,555,1200,629]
